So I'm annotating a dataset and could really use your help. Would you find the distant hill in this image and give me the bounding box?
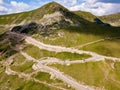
[73,11,120,27]
[99,13,120,26]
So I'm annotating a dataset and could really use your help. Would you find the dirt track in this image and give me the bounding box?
[3,32,120,90]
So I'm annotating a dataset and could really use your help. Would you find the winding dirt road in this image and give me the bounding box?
[33,62,93,90]
[3,54,67,90]
[3,32,120,90]
[25,36,120,62]
[21,52,94,90]
[20,51,94,90]
[5,67,66,90]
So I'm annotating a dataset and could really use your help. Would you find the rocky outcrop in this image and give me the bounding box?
[11,22,43,34]
[11,10,81,35]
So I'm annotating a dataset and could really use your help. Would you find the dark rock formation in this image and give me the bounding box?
[11,22,43,34]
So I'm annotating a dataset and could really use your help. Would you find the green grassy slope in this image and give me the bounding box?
[73,11,120,27]
[99,12,120,26]
[0,2,69,25]
[23,44,90,60]
[51,61,120,90]
[0,11,31,25]
[73,10,97,22]
[33,25,120,58]
[81,39,120,58]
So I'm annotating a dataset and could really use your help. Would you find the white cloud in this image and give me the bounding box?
[0,0,7,14]
[10,1,29,13]
[56,0,77,6]
[11,1,29,8]
[0,0,4,4]
[0,0,120,16]
[69,1,120,16]
[64,0,77,6]
[83,0,97,4]
[0,1,30,14]
[55,0,120,16]
[0,5,8,11]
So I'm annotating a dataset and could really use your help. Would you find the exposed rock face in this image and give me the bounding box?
[0,31,25,60]
[40,12,66,25]
[11,10,81,35]
[11,22,43,34]
[11,26,23,33]
[39,11,75,29]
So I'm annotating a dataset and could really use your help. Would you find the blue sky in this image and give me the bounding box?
[0,0,120,16]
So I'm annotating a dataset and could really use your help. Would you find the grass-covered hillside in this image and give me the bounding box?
[0,2,85,25]
[99,12,120,26]
[0,2,68,26]
[73,10,97,22]
[73,11,120,27]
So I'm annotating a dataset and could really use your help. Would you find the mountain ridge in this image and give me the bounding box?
[0,1,119,28]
